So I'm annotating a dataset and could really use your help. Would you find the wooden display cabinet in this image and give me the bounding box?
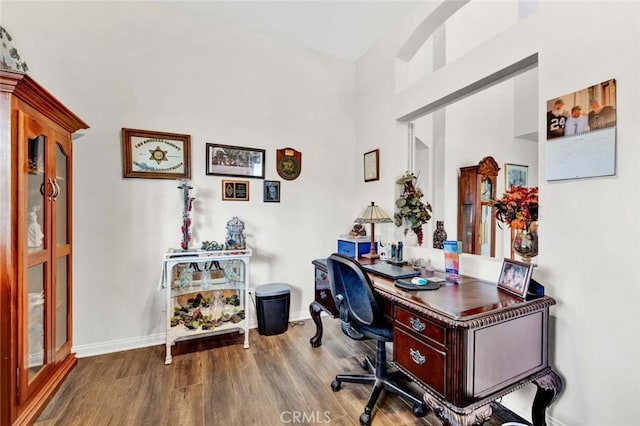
[0,70,89,425]
[457,156,500,257]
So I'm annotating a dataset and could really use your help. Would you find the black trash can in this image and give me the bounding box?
[255,283,290,336]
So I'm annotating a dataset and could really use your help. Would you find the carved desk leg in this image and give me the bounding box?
[309,301,324,347]
[532,369,563,426]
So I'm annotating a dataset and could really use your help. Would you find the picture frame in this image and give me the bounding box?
[206,143,265,179]
[505,163,528,189]
[497,258,534,298]
[363,149,380,182]
[222,180,249,201]
[263,180,280,203]
[121,128,191,179]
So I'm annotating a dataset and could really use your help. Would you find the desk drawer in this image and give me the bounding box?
[394,328,446,397]
[315,267,337,315]
[395,306,445,346]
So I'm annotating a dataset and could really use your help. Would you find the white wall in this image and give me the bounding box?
[3,1,358,353]
[356,1,640,425]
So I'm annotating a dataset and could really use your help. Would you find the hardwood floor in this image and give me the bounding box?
[36,319,531,425]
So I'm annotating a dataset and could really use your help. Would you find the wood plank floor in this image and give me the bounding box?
[36,319,531,425]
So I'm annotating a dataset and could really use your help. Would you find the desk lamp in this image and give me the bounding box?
[355,201,392,259]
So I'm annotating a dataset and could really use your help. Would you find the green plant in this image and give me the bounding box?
[394,172,432,246]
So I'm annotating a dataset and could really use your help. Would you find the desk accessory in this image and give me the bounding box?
[362,262,420,280]
[394,279,441,291]
[443,240,461,283]
[354,201,393,259]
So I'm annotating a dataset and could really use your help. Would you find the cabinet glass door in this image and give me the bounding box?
[22,119,51,392]
[53,138,72,355]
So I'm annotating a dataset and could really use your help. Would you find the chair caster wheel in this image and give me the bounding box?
[360,359,369,370]
[331,380,341,391]
[412,403,427,417]
[359,412,371,425]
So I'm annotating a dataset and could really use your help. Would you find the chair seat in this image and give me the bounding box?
[354,321,393,342]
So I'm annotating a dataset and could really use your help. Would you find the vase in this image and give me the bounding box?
[404,229,419,247]
[512,222,538,261]
[433,220,447,249]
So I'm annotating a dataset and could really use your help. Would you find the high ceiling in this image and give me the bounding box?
[172,1,427,61]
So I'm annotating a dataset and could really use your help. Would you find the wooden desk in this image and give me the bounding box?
[309,258,562,426]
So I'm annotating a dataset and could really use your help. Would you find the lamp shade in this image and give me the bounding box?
[355,202,392,224]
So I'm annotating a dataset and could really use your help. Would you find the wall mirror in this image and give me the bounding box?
[408,66,539,259]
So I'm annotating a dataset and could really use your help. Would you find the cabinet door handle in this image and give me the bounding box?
[46,178,56,200]
[54,179,61,199]
[410,348,426,365]
[52,179,60,200]
[410,317,426,333]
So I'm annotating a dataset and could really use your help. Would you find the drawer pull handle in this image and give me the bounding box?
[410,348,426,365]
[320,291,327,300]
[410,317,426,332]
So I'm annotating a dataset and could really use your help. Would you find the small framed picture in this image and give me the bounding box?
[206,143,265,179]
[263,180,280,202]
[222,180,249,201]
[121,128,191,179]
[497,258,534,298]
[364,149,379,182]
[505,163,528,189]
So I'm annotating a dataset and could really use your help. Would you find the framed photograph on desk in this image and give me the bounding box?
[497,258,533,298]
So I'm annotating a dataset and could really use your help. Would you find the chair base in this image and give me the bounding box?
[330,343,427,426]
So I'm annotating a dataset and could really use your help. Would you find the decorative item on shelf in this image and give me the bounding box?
[491,185,539,262]
[433,220,447,249]
[349,223,366,237]
[225,216,246,249]
[201,240,223,251]
[178,180,195,250]
[394,172,432,246]
[0,25,29,72]
[27,206,44,248]
[354,202,393,259]
[179,264,193,289]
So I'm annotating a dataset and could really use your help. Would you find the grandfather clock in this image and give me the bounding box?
[457,156,500,257]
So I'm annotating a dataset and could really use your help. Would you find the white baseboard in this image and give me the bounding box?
[73,309,312,358]
[73,333,166,358]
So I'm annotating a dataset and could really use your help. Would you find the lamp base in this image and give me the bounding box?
[360,252,380,259]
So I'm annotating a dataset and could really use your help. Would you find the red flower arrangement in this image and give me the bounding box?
[491,186,538,230]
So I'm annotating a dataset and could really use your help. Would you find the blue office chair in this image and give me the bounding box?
[326,253,427,426]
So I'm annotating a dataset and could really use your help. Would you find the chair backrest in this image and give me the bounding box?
[326,253,384,327]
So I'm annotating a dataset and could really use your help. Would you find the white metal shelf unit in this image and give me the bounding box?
[160,248,252,364]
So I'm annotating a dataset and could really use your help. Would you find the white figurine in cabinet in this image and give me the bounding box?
[28,206,44,248]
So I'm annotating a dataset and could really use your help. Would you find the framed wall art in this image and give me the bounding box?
[497,258,533,298]
[222,180,249,201]
[364,149,379,182]
[505,163,528,189]
[206,143,265,179]
[263,180,280,202]
[121,128,191,179]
